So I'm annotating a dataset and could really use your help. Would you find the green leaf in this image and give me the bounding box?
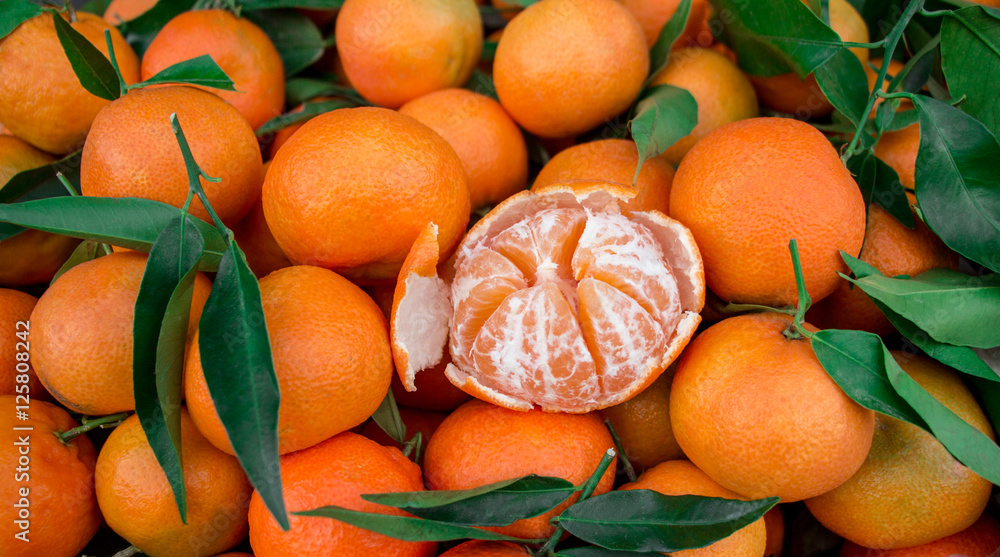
[51,11,120,101]
[285,77,366,106]
[0,151,81,205]
[482,40,497,62]
[130,54,236,91]
[256,98,352,137]
[814,48,870,126]
[968,376,1000,438]
[809,328,926,426]
[0,0,42,40]
[0,197,227,268]
[244,10,324,77]
[371,390,406,445]
[940,6,1000,138]
[885,354,1000,486]
[240,0,344,8]
[555,548,662,557]
[120,0,196,56]
[713,0,842,78]
[845,150,915,228]
[911,94,1000,273]
[295,506,544,543]
[80,0,113,17]
[50,239,103,284]
[843,267,1000,349]
[363,476,577,526]
[646,0,692,82]
[199,242,287,529]
[789,238,812,319]
[133,215,207,525]
[465,69,498,101]
[556,490,778,553]
[628,85,698,185]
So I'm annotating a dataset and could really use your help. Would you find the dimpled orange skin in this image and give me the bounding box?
[650,47,760,166]
[0,12,140,154]
[599,371,685,472]
[399,88,529,210]
[531,139,674,214]
[806,353,995,550]
[96,412,252,557]
[81,86,264,226]
[0,289,48,398]
[670,117,865,307]
[140,10,285,130]
[839,514,1000,557]
[249,432,437,557]
[807,202,957,336]
[873,124,920,190]
[103,0,158,23]
[0,135,80,286]
[423,400,617,540]
[493,0,649,139]
[670,313,876,502]
[440,541,533,556]
[335,0,482,109]
[30,252,212,415]
[262,107,470,283]
[622,460,768,557]
[0,397,100,557]
[185,266,393,456]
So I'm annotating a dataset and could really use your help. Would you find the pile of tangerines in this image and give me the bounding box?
[1,0,998,556]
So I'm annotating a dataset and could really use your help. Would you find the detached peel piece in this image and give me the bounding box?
[392,183,705,413]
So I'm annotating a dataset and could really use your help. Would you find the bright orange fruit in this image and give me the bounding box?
[839,514,1000,557]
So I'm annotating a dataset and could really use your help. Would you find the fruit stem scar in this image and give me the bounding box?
[56,412,129,445]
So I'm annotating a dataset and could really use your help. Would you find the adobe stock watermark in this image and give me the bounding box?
[11,318,32,543]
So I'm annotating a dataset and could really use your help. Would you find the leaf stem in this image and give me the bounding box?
[103,30,127,98]
[63,0,77,23]
[719,302,797,316]
[537,449,616,556]
[603,419,637,482]
[168,114,230,239]
[58,412,129,444]
[55,172,79,196]
[840,0,925,164]
[402,431,423,461]
[918,8,951,17]
[839,39,886,49]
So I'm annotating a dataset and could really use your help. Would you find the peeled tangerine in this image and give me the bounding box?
[391,183,705,413]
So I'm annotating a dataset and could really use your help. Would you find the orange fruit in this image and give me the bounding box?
[531,139,674,214]
[764,506,785,557]
[335,0,482,108]
[493,0,649,138]
[262,107,469,283]
[423,400,616,540]
[0,397,100,557]
[805,353,995,550]
[95,410,253,557]
[0,135,80,286]
[399,88,529,210]
[873,123,920,191]
[103,0,157,23]
[81,86,264,226]
[0,289,47,398]
[649,47,760,166]
[141,9,285,130]
[807,201,957,336]
[231,195,292,279]
[621,0,711,48]
[440,540,532,556]
[621,460,768,557]
[30,251,211,415]
[670,313,876,502]
[248,432,437,557]
[599,371,685,472]
[0,12,140,153]
[390,184,705,413]
[358,407,448,457]
[265,97,337,161]
[839,514,1000,557]
[670,117,865,307]
[186,265,392,455]
[749,0,868,118]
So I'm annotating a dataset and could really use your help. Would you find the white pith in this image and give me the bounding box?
[395,273,451,390]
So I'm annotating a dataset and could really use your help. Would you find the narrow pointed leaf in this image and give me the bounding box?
[629,85,698,185]
[0,197,226,268]
[814,47,870,126]
[0,0,42,40]
[967,376,1000,437]
[557,490,778,553]
[256,99,353,137]
[940,6,1000,138]
[646,0,692,82]
[133,215,206,524]
[131,54,236,91]
[362,475,576,526]
[199,242,287,529]
[0,150,82,205]
[911,95,1000,273]
[371,390,406,445]
[51,12,119,101]
[244,10,324,76]
[295,506,543,543]
[51,240,101,284]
